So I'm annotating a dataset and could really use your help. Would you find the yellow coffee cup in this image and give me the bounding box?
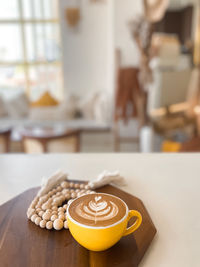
[67,193,142,251]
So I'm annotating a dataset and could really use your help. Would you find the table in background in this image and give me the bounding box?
[21,126,81,153]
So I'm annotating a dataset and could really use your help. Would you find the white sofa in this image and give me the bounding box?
[0,92,112,149]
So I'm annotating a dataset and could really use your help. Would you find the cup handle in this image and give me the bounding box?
[123,210,142,236]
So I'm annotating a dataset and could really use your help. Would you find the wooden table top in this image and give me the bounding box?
[0,185,156,267]
[0,154,200,266]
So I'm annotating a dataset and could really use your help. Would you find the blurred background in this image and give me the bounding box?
[0,0,200,153]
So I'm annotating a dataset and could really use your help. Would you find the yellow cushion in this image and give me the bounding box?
[162,140,181,152]
[31,92,59,107]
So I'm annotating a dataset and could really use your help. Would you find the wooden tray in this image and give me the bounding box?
[0,183,156,267]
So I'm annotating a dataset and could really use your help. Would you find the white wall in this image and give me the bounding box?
[114,0,143,67]
[59,0,114,98]
[59,0,143,98]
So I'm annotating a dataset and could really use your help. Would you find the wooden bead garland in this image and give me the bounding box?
[27,181,96,230]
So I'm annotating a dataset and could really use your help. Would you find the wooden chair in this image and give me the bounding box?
[21,127,81,153]
[113,57,145,151]
[0,128,11,153]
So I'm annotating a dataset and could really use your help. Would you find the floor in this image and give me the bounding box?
[81,132,139,152]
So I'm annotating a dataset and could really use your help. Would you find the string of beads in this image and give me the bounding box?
[27,181,95,230]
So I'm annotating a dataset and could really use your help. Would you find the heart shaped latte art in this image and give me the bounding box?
[95,196,102,202]
[75,195,119,224]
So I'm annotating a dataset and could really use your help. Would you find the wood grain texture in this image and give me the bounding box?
[0,184,156,267]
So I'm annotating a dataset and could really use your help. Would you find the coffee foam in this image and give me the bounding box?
[68,193,127,227]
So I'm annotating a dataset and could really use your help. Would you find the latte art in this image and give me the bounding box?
[68,193,127,227]
[76,196,119,224]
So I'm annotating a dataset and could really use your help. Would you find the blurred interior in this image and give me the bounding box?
[0,0,200,153]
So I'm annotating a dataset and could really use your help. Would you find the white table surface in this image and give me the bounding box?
[0,153,199,267]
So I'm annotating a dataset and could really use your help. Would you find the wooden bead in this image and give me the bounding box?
[71,192,77,199]
[65,193,70,200]
[56,186,62,192]
[36,201,42,207]
[46,209,52,213]
[64,221,68,229]
[51,195,56,201]
[63,204,68,210]
[38,211,44,217]
[58,214,65,221]
[52,211,57,215]
[69,182,74,188]
[35,203,40,209]
[58,207,65,213]
[47,198,53,204]
[84,184,90,190]
[27,208,35,219]
[30,204,35,210]
[40,220,47,228]
[62,189,69,195]
[50,190,55,195]
[55,197,64,206]
[31,214,37,222]
[61,181,69,188]
[35,217,42,225]
[51,215,58,222]
[80,184,85,189]
[39,196,48,203]
[74,183,80,189]
[47,192,52,197]
[46,221,53,230]
[30,201,36,208]
[32,196,39,203]
[36,208,42,213]
[42,212,51,221]
[31,198,38,206]
[52,206,58,211]
[53,219,63,230]
[75,189,80,193]
[60,195,65,202]
[42,203,51,210]
[53,197,62,205]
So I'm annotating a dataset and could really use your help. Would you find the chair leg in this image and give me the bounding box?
[114,137,120,152]
[75,132,81,152]
[5,135,10,153]
[113,124,120,152]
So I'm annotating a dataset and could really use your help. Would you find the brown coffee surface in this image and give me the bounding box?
[68,193,127,227]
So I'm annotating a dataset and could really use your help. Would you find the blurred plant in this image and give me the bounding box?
[129,0,169,91]
[129,17,154,91]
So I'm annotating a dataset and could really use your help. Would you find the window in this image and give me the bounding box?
[0,0,63,101]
